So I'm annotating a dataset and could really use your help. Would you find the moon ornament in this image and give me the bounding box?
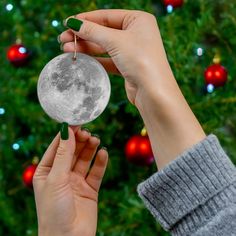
[37,53,111,125]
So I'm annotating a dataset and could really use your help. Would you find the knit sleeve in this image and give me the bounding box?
[137,134,236,236]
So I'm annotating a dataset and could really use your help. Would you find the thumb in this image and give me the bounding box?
[50,122,76,176]
[65,17,119,50]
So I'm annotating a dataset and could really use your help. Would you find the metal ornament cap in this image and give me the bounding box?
[37,52,111,125]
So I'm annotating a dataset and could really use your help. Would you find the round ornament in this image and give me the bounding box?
[37,52,111,125]
[23,164,37,187]
[204,64,228,87]
[125,134,154,166]
[7,44,30,67]
[163,0,184,8]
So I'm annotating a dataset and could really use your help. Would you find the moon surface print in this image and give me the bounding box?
[37,53,111,125]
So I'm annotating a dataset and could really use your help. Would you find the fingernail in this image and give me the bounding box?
[60,43,64,51]
[60,122,68,140]
[101,146,107,151]
[63,19,67,26]
[57,35,61,43]
[92,134,100,139]
[66,18,83,31]
[81,127,90,133]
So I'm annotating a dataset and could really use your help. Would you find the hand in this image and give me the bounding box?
[59,9,205,170]
[59,9,173,106]
[33,125,108,236]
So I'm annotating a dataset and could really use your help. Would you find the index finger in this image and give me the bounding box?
[73,9,132,29]
[60,9,131,44]
[59,9,137,47]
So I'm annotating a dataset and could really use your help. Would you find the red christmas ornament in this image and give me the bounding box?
[125,134,154,166]
[22,164,37,187]
[163,0,184,8]
[204,64,228,87]
[7,44,30,67]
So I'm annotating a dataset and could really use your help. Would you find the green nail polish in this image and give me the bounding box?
[66,18,83,31]
[60,122,68,140]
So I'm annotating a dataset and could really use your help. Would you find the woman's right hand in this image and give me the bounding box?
[59,9,174,107]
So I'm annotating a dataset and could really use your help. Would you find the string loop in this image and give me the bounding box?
[72,15,77,61]
[72,34,77,61]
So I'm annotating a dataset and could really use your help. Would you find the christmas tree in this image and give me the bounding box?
[1,0,236,235]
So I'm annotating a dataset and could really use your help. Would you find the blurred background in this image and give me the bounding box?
[1,0,236,235]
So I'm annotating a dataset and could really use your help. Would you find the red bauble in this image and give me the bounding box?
[7,44,30,67]
[22,164,37,187]
[204,64,228,87]
[125,135,154,166]
[163,0,184,8]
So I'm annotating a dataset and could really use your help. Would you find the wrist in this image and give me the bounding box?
[134,56,176,109]
[134,68,206,170]
[135,66,177,112]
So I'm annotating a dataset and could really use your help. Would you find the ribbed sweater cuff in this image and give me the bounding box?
[137,134,236,233]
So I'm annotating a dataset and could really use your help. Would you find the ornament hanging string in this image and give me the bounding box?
[73,33,77,61]
[72,15,77,61]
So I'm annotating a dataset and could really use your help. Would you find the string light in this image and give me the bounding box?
[6,3,13,11]
[51,20,59,27]
[167,5,174,13]
[0,108,5,115]
[12,143,20,150]
[19,46,27,54]
[206,84,214,93]
[196,47,204,56]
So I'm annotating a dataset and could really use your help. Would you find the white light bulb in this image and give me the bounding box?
[19,47,26,54]
[197,47,204,56]
[12,143,20,150]
[0,108,5,115]
[6,3,13,11]
[207,84,214,93]
[52,20,59,27]
[167,5,174,13]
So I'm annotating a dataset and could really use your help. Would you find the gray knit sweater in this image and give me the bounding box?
[137,134,236,236]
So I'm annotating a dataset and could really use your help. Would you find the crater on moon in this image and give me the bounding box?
[37,52,111,125]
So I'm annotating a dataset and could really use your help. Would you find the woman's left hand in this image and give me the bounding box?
[33,124,108,236]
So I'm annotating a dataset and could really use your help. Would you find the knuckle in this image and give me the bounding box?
[56,145,67,158]
[89,172,99,180]
[148,13,157,22]
[132,10,155,20]
[102,16,109,27]
[133,10,153,18]
[142,12,156,21]
[82,23,95,37]
[89,172,101,181]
